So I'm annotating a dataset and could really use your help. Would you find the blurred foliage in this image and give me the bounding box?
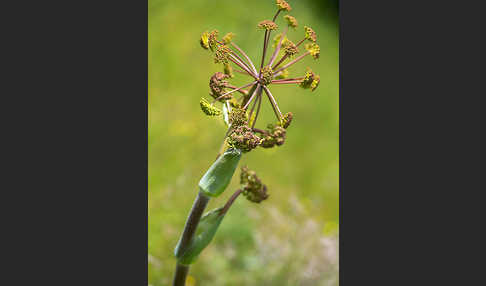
[149,0,339,285]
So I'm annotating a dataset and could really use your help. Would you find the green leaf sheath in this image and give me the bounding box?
[176,208,226,265]
[199,148,242,197]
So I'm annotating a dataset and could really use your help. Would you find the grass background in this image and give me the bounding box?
[149,0,339,285]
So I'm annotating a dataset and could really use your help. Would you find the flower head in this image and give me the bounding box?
[229,108,248,127]
[283,40,299,57]
[228,125,262,152]
[200,98,222,116]
[258,20,278,31]
[240,166,269,203]
[300,68,320,91]
[260,66,273,85]
[276,0,292,12]
[284,15,298,28]
[257,124,287,148]
[304,26,317,42]
[280,112,293,128]
[209,72,229,99]
[305,43,320,59]
[214,45,231,64]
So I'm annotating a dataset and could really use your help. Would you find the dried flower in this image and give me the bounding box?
[304,26,317,42]
[258,20,278,31]
[240,166,269,203]
[200,98,222,116]
[276,0,292,12]
[257,124,287,148]
[284,15,298,28]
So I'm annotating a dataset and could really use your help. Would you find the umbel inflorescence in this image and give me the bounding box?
[199,0,320,153]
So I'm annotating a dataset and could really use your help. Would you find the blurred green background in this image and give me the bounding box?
[149,0,339,285]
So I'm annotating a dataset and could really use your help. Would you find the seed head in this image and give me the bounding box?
[284,15,298,28]
[304,26,317,42]
[260,66,273,85]
[222,32,235,44]
[200,31,210,50]
[240,166,269,203]
[208,30,219,52]
[229,108,248,127]
[283,40,299,57]
[305,43,320,59]
[258,20,278,31]
[209,72,230,99]
[200,98,222,116]
[276,0,292,12]
[228,126,262,153]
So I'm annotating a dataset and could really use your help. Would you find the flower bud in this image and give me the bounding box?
[300,68,320,90]
[199,148,242,197]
